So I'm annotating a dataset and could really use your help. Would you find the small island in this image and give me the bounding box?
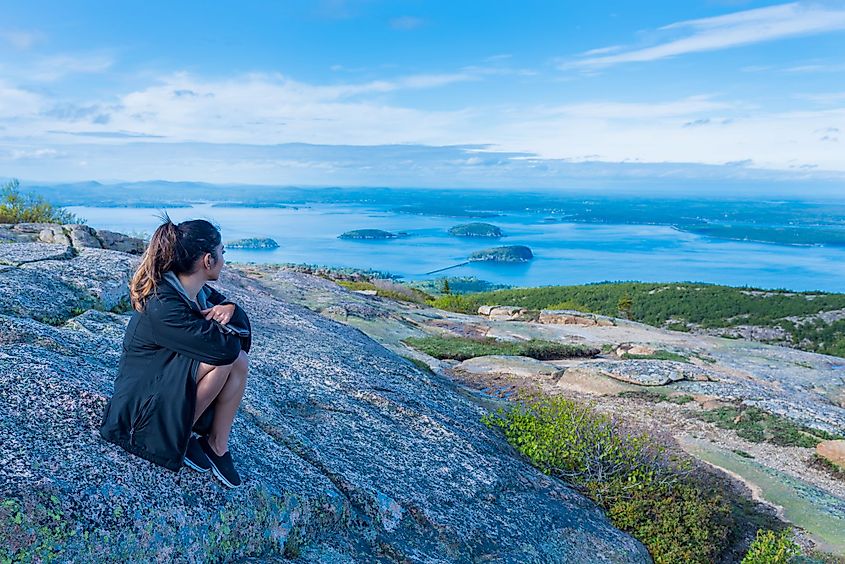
[339,229,399,240]
[468,245,533,263]
[448,222,503,238]
[225,237,280,249]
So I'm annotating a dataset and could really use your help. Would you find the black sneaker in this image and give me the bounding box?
[184,435,212,473]
[198,436,242,488]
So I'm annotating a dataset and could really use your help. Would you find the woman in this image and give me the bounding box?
[99,214,251,489]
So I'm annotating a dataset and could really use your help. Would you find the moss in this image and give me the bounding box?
[399,355,435,374]
[1,493,73,563]
[109,296,133,315]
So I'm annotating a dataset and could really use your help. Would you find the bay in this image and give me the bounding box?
[66,202,845,293]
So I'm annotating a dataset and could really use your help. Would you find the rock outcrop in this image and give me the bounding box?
[0,222,145,254]
[0,240,650,562]
[817,440,845,469]
[572,360,716,387]
[539,309,615,327]
[478,305,527,320]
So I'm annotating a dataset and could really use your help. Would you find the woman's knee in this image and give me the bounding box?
[232,350,249,376]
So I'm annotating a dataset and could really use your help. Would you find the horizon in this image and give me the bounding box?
[1,1,844,195]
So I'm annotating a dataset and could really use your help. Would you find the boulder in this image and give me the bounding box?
[478,305,526,320]
[64,223,103,250]
[817,440,845,469]
[616,343,656,358]
[38,225,72,247]
[96,229,146,254]
[539,310,615,327]
[453,354,564,379]
[0,251,651,562]
[575,360,715,386]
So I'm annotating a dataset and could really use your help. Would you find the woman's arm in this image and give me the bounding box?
[203,284,252,354]
[146,295,242,365]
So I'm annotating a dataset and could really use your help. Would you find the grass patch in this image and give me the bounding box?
[482,394,735,563]
[337,280,433,304]
[621,350,691,363]
[697,405,841,448]
[402,335,599,361]
[618,390,695,405]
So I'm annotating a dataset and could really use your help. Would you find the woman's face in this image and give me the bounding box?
[205,243,225,280]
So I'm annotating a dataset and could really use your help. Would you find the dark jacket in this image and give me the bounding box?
[99,276,251,472]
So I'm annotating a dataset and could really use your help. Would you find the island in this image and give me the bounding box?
[447,222,503,238]
[339,229,399,240]
[468,245,533,263]
[225,237,280,249]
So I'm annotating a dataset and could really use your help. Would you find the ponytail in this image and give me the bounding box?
[129,211,222,312]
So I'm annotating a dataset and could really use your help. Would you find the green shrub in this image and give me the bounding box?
[603,479,732,564]
[483,395,734,564]
[402,335,598,361]
[0,179,83,225]
[697,405,839,448]
[741,529,800,563]
[427,293,478,313]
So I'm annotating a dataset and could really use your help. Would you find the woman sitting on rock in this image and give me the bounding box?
[99,214,251,488]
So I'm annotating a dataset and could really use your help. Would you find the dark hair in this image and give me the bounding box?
[129,211,222,312]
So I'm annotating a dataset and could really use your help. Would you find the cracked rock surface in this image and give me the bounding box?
[0,242,650,563]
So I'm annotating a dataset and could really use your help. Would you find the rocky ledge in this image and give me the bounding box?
[0,240,649,562]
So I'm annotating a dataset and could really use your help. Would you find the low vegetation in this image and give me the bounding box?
[696,405,841,448]
[402,335,599,361]
[620,350,691,363]
[482,394,740,563]
[618,390,695,405]
[336,280,433,304]
[425,281,845,358]
[740,529,801,563]
[809,454,845,482]
[0,179,83,225]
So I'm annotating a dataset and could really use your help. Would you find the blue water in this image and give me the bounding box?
[66,202,845,293]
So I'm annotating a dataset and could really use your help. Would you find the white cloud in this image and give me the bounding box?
[0,82,44,117]
[35,72,476,146]
[0,30,45,50]
[26,53,114,81]
[568,2,845,68]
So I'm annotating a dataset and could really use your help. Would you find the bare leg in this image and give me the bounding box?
[193,361,234,426]
[207,351,249,456]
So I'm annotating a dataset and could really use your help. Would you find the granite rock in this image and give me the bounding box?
[0,244,651,563]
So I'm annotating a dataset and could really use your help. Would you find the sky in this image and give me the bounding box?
[1,0,844,191]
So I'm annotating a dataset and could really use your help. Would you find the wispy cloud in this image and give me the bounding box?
[567,2,845,68]
[0,81,43,117]
[0,29,45,50]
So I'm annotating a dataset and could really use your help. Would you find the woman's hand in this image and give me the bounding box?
[201,303,236,325]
